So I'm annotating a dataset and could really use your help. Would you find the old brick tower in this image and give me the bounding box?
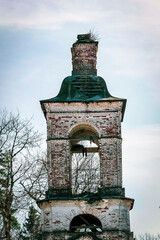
[37,34,134,240]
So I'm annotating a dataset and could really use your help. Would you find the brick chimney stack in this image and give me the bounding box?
[71,33,98,75]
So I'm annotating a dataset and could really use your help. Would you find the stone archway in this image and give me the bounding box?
[69,123,100,194]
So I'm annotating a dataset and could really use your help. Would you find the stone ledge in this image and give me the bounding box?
[99,187,125,197]
[40,230,134,240]
[45,187,125,199]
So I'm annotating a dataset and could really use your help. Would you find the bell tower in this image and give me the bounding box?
[37,34,134,240]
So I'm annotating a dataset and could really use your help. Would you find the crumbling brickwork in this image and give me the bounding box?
[44,101,123,191]
[71,34,98,76]
[71,41,98,75]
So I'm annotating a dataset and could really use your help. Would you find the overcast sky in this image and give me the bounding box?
[0,0,160,235]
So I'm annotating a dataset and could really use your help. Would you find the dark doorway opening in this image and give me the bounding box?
[70,214,102,233]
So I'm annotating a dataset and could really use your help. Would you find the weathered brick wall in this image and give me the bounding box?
[47,111,121,139]
[47,140,70,189]
[100,138,122,187]
[44,101,123,190]
[71,42,98,75]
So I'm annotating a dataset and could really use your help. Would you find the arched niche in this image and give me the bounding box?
[70,214,102,233]
[68,122,100,194]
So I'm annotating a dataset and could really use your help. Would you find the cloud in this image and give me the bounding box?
[0,0,106,30]
[0,0,160,33]
[123,124,160,183]
[122,124,160,234]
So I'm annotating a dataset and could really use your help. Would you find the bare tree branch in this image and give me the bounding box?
[0,109,45,240]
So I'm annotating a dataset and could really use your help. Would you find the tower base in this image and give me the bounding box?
[37,196,134,240]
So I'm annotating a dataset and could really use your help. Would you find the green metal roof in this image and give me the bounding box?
[40,75,126,121]
[40,75,113,102]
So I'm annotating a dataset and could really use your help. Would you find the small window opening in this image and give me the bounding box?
[70,214,102,233]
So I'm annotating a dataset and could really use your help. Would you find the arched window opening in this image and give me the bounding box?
[71,140,100,194]
[70,126,100,194]
[70,214,102,233]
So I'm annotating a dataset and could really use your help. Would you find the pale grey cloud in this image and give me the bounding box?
[0,0,106,29]
[123,124,160,234]
[0,0,160,34]
[123,125,160,179]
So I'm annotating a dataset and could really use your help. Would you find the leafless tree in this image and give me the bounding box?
[0,109,45,240]
[136,233,160,240]
[19,150,47,203]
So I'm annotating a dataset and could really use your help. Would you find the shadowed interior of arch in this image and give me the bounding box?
[70,214,102,233]
[70,127,99,146]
